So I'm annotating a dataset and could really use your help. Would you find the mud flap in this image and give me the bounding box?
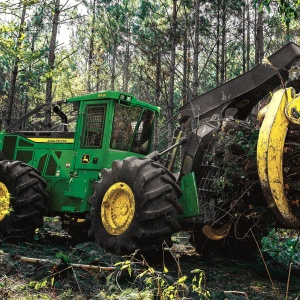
[178,172,200,219]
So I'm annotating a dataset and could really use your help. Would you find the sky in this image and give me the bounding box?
[0,0,88,47]
[58,0,87,46]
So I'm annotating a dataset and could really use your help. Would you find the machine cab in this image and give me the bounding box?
[66,91,160,176]
[69,91,160,157]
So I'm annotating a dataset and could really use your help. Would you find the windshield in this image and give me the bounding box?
[111,104,155,154]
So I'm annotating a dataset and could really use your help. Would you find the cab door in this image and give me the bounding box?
[62,100,112,212]
[74,100,111,173]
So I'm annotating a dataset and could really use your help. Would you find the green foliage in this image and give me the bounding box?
[261,228,300,267]
[29,279,48,290]
[109,250,210,299]
[115,259,133,277]
[0,0,298,132]
[190,269,210,299]
[211,125,259,200]
[136,265,210,299]
[254,0,299,25]
[55,251,70,265]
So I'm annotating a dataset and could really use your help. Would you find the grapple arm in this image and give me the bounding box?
[179,42,300,123]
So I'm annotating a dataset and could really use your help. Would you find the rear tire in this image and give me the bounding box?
[0,160,48,239]
[89,157,183,255]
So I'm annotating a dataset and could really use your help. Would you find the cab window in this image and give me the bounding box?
[111,104,155,154]
[81,105,106,148]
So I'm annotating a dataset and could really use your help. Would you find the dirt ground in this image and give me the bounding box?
[0,218,299,299]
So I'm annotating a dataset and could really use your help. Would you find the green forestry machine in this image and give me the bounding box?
[1,42,300,257]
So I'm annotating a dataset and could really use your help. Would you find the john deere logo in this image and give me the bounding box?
[82,154,90,164]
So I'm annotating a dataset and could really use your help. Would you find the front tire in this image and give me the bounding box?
[89,157,183,255]
[0,160,48,239]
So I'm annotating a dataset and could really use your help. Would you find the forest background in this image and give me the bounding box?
[0,0,299,146]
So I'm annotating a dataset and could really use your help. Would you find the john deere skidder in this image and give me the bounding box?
[0,91,181,254]
[1,42,300,257]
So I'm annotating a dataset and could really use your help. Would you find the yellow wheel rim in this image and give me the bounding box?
[0,182,10,221]
[257,88,300,228]
[101,182,135,235]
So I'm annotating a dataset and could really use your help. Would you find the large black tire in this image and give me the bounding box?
[88,157,183,255]
[0,160,49,239]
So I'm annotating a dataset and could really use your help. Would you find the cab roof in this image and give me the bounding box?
[67,90,160,115]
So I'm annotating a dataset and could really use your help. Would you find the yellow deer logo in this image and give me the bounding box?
[82,154,90,164]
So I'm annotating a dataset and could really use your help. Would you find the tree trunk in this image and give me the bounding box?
[6,4,26,127]
[123,27,130,93]
[220,0,226,84]
[182,29,189,104]
[96,66,101,91]
[246,0,250,71]
[155,50,161,106]
[110,38,117,91]
[45,0,60,129]
[242,2,246,74]
[216,0,220,85]
[153,50,161,150]
[255,2,264,65]
[192,0,200,98]
[286,23,290,42]
[87,0,96,93]
[23,41,34,130]
[167,0,177,144]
